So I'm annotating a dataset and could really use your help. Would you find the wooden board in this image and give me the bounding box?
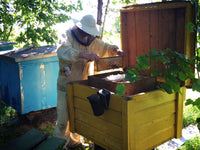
[88,71,156,95]
[120,1,195,75]
[1,129,48,150]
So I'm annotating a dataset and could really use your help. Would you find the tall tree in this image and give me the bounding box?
[0,0,82,47]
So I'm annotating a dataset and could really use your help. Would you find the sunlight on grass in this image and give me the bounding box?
[183,105,200,128]
[0,100,18,126]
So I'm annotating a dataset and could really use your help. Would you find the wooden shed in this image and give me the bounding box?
[67,1,195,150]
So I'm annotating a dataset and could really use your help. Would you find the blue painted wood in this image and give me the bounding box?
[0,41,17,51]
[0,46,59,114]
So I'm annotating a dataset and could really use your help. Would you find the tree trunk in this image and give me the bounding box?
[101,0,110,39]
[97,0,103,26]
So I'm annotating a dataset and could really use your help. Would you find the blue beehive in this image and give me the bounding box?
[0,45,59,114]
[0,41,17,51]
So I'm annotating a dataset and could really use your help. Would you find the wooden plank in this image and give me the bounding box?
[75,120,122,150]
[149,9,159,73]
[74,97,122,126]
[135,10,150,60]
[1,129,48,150]
[67,83,75,132]
[75,109,122,139]
[73,83,123,112]
[185,3,195,58]
[135,114,175,141]
[121,100,128,150]
[120,11,129,68]
[176,8,186,53]
[131,89,176,112]
[167,9,176,50]
[94,56,123,71]
[134,101,176,127]
[136,126,175,150]
[127,100,137,150]
[34,136,66,150]
[175,87,186,138]
[126,11,137,68]
[121,2,191,12]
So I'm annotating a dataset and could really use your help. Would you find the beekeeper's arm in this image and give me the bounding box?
[57,32,99,62]
[91,38,124,57]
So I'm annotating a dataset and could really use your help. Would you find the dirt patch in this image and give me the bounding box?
[0,107,57,148]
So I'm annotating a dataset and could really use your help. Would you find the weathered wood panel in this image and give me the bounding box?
[74,108,122,139]
[75,120,122,150]
[121,2,195,76]
[74,97,122,126]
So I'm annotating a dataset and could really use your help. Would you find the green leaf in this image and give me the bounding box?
[165,74,180,93]
[192,79,200,92]
[115,84,126,96]
[185,98,194,106]
[160,82,173,94]
[194,98,200,110]
[186,22,195,33]
[197,64,200,72]
[125,68,139,83]
[151,68,162,77]
[178,71,188,81]
[136,55,150,71]
[149,49,158,63]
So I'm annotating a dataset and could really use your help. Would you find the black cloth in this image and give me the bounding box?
[87,89,111,116]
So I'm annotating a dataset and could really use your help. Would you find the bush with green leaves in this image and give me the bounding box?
[0,0,82,47]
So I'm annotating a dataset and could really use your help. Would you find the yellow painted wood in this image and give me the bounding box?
[67,81,186,150]
[75,120,122,150]
[130,90,176,112]
[73,83,123,112]
[134,101,176,127]
[74,97,122,126]
[67,83,75,132]
[75,109,122,139]
[127,99,137,150]
[135,114,175,141]
[175,87,186,138]
[121,100,128,150]
[136,126,175,150]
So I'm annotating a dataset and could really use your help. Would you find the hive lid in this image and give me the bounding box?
[0,45,57,62]
[120,1,195,75]
[0,41,17,47]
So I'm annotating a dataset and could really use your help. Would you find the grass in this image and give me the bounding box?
[0,100,18,126]
[183,104,200,128]
[178,135,200,150]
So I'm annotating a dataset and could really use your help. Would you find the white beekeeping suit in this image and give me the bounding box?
[53,14,124,148]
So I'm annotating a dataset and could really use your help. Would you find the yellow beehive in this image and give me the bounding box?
[67,81,186,150]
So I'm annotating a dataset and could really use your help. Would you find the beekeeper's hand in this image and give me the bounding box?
[79,52,99,62]
[114,49,125,56]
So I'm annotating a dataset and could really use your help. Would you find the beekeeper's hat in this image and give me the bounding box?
[76,14,101,36]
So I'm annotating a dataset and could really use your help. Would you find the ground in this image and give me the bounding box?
[0,107,57,148]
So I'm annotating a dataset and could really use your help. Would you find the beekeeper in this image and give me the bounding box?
[53,14,124,148]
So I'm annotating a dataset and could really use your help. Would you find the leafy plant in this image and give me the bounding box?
[0,0,82,47]
[178,135,200,150]
[115,48,200,94]
[114,48,200,128]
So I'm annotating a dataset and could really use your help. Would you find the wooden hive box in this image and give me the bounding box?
[67,1,194,150]
[67,81,186,150]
